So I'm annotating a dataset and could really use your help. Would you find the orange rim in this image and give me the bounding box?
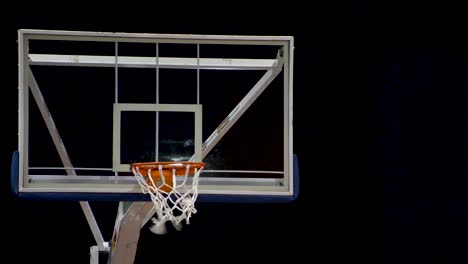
[131,161,205,174]
[131,162,205,192]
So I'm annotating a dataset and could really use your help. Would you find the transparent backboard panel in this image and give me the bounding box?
[120,112,196,164]
[17,30,295,199]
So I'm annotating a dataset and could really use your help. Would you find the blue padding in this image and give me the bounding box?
[11,151,19,196]
[11,151,299,203]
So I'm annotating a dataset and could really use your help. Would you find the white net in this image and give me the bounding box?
[132,162,203,234]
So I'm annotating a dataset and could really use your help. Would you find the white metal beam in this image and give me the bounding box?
[28,54,277,70]
[285,39,294,195]
[28,174,284,185]
[18,30,28,193]
[28,68,106,251]
[21,29,292,45]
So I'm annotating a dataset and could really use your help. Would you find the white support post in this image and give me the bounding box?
[155,43,160,161]
[197,44,200,104]
[114,42,119,183]
[110,202,154,264]
[28,67,106,251]
[90,246,99,264]
[115,43,119,103]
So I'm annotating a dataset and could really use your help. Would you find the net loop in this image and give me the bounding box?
[131,162,205,230]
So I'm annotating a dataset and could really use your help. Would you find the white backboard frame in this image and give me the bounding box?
[17,29,295,198]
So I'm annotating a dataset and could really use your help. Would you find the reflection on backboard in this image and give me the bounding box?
[13,29,297,202]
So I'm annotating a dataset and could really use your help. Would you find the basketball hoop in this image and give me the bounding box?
[131,161,205,234]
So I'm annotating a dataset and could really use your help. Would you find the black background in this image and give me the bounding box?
[2,2,468,264]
